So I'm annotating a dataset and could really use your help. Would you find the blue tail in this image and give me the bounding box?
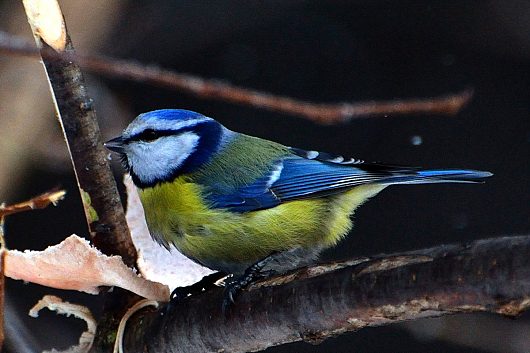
[381,169,493,185]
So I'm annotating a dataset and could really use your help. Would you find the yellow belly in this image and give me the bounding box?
[139,177,385,272]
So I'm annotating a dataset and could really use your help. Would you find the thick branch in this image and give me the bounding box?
[123,235,530,352]
[0,31,472,124]
[21,2,136,267]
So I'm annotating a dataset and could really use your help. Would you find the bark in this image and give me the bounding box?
[20,3,140,351]
[21,2,136,267]
[123,235,530,353]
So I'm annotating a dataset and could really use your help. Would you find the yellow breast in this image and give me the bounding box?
[139,176,386,271]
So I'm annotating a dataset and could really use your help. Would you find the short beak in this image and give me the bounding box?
[104,136,126,153]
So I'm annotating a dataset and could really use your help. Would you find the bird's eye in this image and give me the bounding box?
[138,129,159,142]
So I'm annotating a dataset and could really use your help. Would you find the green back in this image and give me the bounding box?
[191,134,290,190]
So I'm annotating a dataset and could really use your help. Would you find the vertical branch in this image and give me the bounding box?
[21,0,136,267]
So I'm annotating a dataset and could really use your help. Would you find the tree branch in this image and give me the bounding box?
[21,0,136,267]
[20,3,141,351]
[0,30,472,124]
[0,189,65,218]
[123,235,530,352]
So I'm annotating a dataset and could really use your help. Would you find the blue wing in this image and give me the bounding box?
[206,148,491,213]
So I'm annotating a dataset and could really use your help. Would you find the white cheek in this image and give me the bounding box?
[128,132,200,183]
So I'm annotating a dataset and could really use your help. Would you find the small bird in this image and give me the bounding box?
[105,109,491,303]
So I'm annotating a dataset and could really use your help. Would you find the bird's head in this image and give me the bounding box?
[105,109,230,188]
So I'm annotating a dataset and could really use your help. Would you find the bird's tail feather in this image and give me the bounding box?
[380,169,493,185]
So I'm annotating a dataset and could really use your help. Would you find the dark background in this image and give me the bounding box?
[1,1,529,352]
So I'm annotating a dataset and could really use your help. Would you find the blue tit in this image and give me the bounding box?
[105,109,491,284]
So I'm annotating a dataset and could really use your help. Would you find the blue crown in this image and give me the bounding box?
[140,109,206,122]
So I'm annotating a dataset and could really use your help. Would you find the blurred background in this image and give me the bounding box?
[1,0,529,352]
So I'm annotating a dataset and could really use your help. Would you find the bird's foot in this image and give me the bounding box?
[222,255,277,314]
[168,272,226,311]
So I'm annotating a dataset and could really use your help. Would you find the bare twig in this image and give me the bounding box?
[0,187,68,349]
[0,30,473,124]
[21,1,136,267]
[0,189,65,218]
[122,235,530,353]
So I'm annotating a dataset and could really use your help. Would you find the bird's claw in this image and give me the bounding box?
[170,287,190,302]
[221,256,278,314]
[221,278,241,314]
[167,272,226,312]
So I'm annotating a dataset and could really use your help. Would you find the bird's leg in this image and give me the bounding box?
[222,247,319,313]
[222,254,277,313]
[170,271,227,302]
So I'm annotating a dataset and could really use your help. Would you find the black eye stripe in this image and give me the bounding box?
[137,129,159,141]
[125,121,215,144]
[127,129,181,143]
